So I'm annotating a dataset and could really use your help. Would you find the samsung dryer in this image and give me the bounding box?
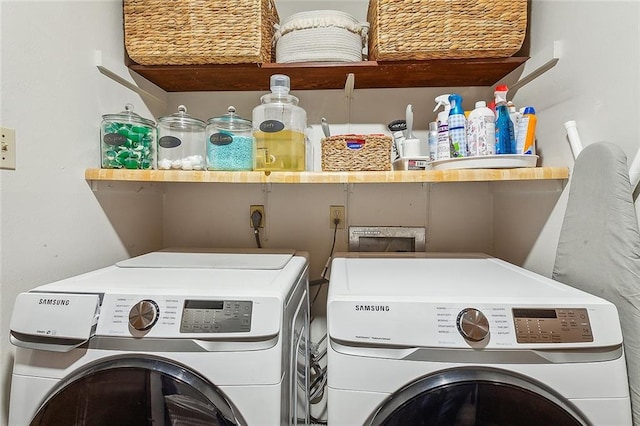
[9,249,310,425]
[327,253,632,426]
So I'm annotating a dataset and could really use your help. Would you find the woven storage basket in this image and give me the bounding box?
[368,0,528,61]
[274,10,369,63]
[321,135,392,171]
[124,0,279,65]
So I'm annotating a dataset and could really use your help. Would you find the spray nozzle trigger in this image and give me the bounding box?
[433,94,452,113]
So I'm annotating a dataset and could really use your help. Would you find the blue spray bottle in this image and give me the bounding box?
[494,85,516,155]
[448,94,467,157]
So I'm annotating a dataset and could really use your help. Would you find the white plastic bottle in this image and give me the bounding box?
[428,121,438,161]
[466,101,496,156]
[508,101,521,143]
[433,94,451,160]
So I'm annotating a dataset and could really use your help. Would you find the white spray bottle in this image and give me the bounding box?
[434,94,452,160]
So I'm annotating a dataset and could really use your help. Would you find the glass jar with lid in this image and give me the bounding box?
[100,104,156,169]
[252,74,307,171]
[206,106,253,171]
[157,105,206,170]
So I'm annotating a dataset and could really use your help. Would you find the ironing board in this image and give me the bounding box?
[553,142,640,424]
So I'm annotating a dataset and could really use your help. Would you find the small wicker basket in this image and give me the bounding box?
[368,0,528,61]
[321,135,392,171]
[124,0,279,65]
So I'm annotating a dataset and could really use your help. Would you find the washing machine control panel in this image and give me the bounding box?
[513,308,593,343]
[180,300,252,333]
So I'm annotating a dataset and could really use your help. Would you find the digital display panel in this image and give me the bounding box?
[512,308,557,319]
[180,300,252,333]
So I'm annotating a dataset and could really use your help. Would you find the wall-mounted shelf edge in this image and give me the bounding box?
[125,57,529,92]
[85,167,569,184]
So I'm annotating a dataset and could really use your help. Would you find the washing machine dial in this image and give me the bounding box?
[456,308,489,342]
[129,299,159,331]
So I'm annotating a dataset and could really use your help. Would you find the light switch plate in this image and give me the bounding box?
[1,127,16,170]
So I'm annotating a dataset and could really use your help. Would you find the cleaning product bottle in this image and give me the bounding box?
[494,85,516,155]
[253,74,307,171]
[387,119,407,160]
[447,94,467,157]
[466,100,496,156]
[433,94,451,160]
[516,106,537,155]
[507,101,520,143]
[428,121,438,162]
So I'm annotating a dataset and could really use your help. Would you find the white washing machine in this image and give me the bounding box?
[327,253,632,426]
[9,249,310,426]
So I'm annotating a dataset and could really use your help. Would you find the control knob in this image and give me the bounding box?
[456,308,489,342]
[129,300,159,331]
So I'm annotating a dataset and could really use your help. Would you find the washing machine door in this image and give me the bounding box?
[367,367,591,426]
[30,355,245,426]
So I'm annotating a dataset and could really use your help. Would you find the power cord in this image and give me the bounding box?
[306,215,340,421]
[309,215,340,311]
[251,209,263,248]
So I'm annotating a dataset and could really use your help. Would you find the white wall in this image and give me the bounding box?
[0,1,164,421]
[505,0,640,276]
[1,0,638,425]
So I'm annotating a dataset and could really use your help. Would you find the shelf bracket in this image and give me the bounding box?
[94,50,167,106]
[509,41,562,92]
[344,73,355,131]
[344,73,355,100]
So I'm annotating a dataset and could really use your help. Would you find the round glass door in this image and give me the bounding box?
[30,355,243,426]
[368,367,590,426]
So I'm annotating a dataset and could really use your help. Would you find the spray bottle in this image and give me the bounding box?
[433,94,451,160]
[448,94,467,157]
[494,85,516,155]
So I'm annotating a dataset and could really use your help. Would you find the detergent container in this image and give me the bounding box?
[157,105,206,170]
[206,106,253,171]
[253,74,307,171]
[101,104,156,169]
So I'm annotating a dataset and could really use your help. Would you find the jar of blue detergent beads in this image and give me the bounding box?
[206,106,253,171]
[100,104,156,169]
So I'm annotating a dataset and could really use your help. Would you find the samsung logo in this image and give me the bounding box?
[355,304,390,312]
[39,298,70,306]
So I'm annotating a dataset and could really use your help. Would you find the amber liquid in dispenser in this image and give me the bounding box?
[253,74,307,172]
[254,129,306,171]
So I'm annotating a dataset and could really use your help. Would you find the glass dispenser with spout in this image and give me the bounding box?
[252,74,307,171]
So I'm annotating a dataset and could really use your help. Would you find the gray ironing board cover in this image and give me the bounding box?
[553,142,640,424]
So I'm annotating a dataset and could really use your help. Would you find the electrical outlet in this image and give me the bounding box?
[1,127,16,170]
[329,205,345,229]
[249,205,265,228]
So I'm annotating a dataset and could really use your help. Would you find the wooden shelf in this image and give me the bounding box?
[127,58,529,92]
[85,167,568,184]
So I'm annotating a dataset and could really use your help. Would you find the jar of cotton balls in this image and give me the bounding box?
[100,104,156,169]
[206,106,253,171]
[157,105,206,171]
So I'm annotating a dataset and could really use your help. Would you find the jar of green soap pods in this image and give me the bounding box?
[101,104,156,169]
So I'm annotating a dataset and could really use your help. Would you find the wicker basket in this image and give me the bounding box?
[368,0,528,61]
[124,0,279,65]
[321,135,392,171]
